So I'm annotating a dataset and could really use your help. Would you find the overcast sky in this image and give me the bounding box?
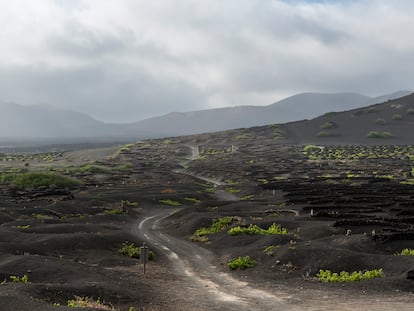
[0,0,413,122]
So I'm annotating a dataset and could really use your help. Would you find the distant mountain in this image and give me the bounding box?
[129,91,412,136]
[284,93,414,145]
[0,102,141,140]
[0,91,411,141]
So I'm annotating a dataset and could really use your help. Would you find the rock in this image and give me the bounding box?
[406,270,414,280]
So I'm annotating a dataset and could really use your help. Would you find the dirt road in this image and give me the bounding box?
[133,209,300,311]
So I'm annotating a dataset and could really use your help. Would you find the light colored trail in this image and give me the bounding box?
[133,211,300,311]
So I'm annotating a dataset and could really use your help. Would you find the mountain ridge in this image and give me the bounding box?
[0,90,411,140]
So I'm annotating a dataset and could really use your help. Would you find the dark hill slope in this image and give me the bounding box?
[285,93,414,145]
[129,91,411,136]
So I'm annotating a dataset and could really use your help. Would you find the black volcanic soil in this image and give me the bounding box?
[1,120,414,310]
[285,92,414,144]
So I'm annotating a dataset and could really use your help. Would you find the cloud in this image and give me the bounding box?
[0,0,413,122]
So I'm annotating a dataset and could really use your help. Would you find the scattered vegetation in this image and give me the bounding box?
[365,107,379,113]
[104,208,124,215]
[392,113,403,120]
[227,256,257,270]
[226,187,241,194]
[0,172,80,189]
[184,197,201,203]
[303,145,322,155]
[320,121,336,130]
[118,242,154,260]
[122,200,139,207]
[375,118,386,125]
[159,199,181,206]
[228,223,287,236]
[316,131,335,137]
[303,145,414,161]
[399,248,414,256]
[407,108,414,115]
[15,224,31,229]
[77,164,111,174]
[263,245,279,256]
[1,274,29,284]
[316,269,384,282]
[366,131,393,139]
[240,194,254,201]
[193,217,234,237]
[67,296,114,310]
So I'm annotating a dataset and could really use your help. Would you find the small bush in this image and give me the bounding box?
[316,131,335,137]
[0,172,80,189]
[122,200,139,207]
[316,269,384,282]
[228,223,287,236]
[184,197,201,203]
[375,118,386,125]
[365,107,379,113]
[2,274,30,284]
[263,245,279,256]
[366,131,393,139]
[67,296,113,310]
[240,194,254,201]
[227,256,256,270]
[159,199,181,206]
[407,108,414,115]
[118,242,154,260]
[303,145,322,154]
[194,217,234,237]
[392,114,402,120]
[226,187,241,194]
[320,121,336,130]
[104,208,124,215]
[399,248,414,256]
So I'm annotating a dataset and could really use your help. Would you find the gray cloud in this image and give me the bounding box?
[0,0,413,122]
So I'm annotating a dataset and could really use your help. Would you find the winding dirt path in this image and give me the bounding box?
[132,209,300,311]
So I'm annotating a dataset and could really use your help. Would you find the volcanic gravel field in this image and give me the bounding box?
[0,124,414,310]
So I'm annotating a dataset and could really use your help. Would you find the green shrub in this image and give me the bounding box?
[303,145,322,154]
[365,107,379,113]
[227,256,256,270]
[392,114,402,120]
[67,296,112,309]
[316,269,384,282]
[194,217,234,237]
[375,118,386,125]
[118,242,154,260]
[407,108,414,115]
[263,245,279,255]
[366,131,393,139]
[8,275,29,283]
[226,187,241,194]
[184,197,201,203]
[159,199,181,206]
[104,208,124,215]
[320,121,336,130]
[228,223,287,236]
[316,131,335,137]
[240,194,254,201]
[0,172,80,189]
[399,248,414,256]
[122,200,139,207]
